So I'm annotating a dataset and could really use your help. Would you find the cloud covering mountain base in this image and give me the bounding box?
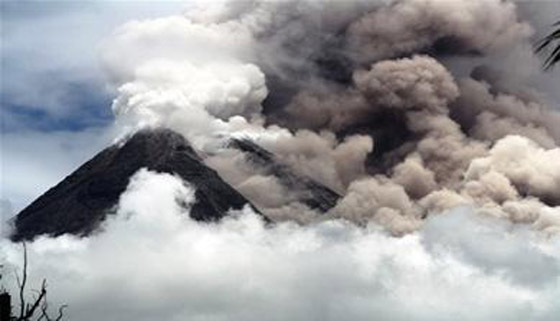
[1,169,560,321]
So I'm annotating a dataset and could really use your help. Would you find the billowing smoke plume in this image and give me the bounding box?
[346,0,532,62]
[3,0,560,319]
[98,0,560,234]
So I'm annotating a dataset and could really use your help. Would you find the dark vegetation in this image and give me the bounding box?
[536,20,560,70]
[0,244,66,321]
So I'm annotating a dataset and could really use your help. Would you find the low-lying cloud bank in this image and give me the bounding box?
[1,170,560,321]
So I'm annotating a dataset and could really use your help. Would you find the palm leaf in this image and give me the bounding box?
[536,20,560,70]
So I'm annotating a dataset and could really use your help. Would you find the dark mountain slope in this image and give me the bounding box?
[12,129,258,241]
[229,138,340,213]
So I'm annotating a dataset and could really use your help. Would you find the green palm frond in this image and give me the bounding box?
[536,21,560,70]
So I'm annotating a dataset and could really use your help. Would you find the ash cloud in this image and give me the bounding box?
[346,0,532,62]
[96,0,560,233]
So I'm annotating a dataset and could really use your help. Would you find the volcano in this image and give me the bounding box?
[11,128,342,241]
[11,129,259,241]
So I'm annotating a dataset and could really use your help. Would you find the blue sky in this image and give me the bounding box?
[0,0,186,214]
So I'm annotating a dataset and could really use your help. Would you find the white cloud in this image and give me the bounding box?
[1,170,559,321]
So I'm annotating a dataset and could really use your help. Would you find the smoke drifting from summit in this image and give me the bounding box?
[98,0,560,234]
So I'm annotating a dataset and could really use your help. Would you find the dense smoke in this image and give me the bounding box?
[345,0,531,61]
[100,0,560,233]
[2,0,560,319]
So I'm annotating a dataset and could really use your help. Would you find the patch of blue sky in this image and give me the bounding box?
[1,0,186,133]
[1,0,187,213]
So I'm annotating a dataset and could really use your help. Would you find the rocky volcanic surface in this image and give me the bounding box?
[229,138,341,212]
[12,129,258,241]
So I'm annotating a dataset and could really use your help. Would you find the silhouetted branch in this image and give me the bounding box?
[20,280,46,321]
[10,243,67,321]
[536,20,560,70]
[15,242,28,320]
[40,300,67,321]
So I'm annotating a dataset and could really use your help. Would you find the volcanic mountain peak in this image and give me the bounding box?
[12,128,258,241]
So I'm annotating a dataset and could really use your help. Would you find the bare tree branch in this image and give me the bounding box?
[40,300,67,321]
[18,242,28,319]
[10,243,67,321]
[20,280,47,321]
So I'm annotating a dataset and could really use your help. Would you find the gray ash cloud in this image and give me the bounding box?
[96,0,560,234]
